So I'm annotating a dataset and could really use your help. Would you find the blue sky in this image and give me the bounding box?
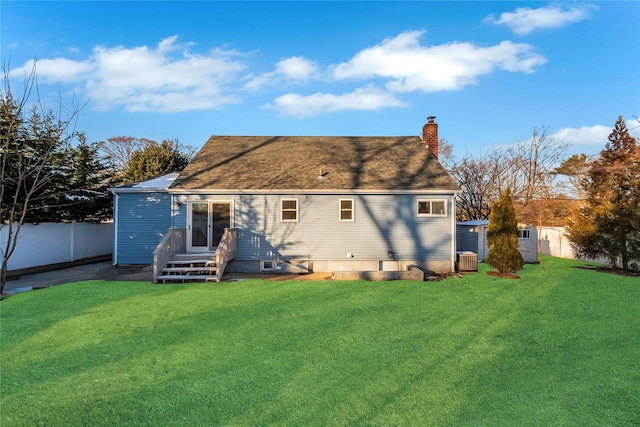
[2,1,639,157]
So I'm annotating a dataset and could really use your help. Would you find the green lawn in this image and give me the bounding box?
[1,256,638,426]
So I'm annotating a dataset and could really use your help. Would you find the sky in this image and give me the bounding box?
[2,1,639,158]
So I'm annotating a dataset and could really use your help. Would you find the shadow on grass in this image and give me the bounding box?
[447,260,640,426]
[3,258,637,425]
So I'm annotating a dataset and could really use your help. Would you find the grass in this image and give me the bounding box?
[1,256,638,426]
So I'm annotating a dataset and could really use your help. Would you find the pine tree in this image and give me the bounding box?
[63,134,113,222]
[486,188,524,275]
[567,116,640,271]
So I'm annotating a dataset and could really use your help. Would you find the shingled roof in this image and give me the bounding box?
[170,135,459,192]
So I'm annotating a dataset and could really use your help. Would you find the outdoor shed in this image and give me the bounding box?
[110,173,178,265]
[456,220,538,263]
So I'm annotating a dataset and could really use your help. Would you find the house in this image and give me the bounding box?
[456,220,538,263]
[113,117,461,282]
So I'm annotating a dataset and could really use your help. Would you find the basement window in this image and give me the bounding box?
[417,200,447,217]
[339,199,354,221]
[261,261,282,271]
[281,199,299,222]
[518,229,531,239]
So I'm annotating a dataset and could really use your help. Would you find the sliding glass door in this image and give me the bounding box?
[187,201,232,252]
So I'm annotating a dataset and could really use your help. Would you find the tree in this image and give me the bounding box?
[450,156,495,221]
[567,116,640,271]
[486,188,524,275]
[436,138,455,171]
[554,153,591,204]
[98,135,156,179]
[63,134,113,222]
[1,62,83,292]
[449,126,570,224]
[508,126,569,223]
[124,139,192,182]
[99,136,196,183]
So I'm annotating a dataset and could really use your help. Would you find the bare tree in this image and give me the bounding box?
[1,62,82,293]
[508,127,570,223]
[450,156,495,220]
[98,136,197,183]
[449,126,570,224]
[97,136,155,177]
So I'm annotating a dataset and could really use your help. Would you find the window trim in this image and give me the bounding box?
[518,229,531,239]
[417,199,447,217]
[261,260,282,272]
[281,198,299,222]
[339,198,355,222]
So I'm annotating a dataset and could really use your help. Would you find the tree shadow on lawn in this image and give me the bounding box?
[446,268,640,426]
[571,265,640,277]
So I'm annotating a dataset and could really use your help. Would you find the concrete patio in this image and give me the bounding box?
[3,261,152,295]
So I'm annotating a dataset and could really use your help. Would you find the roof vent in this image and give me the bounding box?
[318,168,328,180]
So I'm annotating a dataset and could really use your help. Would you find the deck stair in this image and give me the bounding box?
[153,228,237,284]
[157,253,219,283]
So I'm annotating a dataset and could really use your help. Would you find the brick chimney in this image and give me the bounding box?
[422,116,438,158]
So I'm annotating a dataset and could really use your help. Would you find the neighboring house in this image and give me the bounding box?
[456,220,538,263]
[110,172,179,264]
[112,118,462,281]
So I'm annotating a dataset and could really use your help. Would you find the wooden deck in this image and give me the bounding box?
[153,228,237,283]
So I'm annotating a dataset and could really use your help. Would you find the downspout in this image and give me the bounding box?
[113,193,119,265]
[451,195,456,273]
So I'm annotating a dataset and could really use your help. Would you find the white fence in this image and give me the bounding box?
[537,227,575,259]
[537,226,613,264]
[1,222,112,271]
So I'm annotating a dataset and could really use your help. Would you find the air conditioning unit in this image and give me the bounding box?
[457,251,478,272]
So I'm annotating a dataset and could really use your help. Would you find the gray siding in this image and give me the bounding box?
[518,227,538,263]
[456,225,480,253]
[115,192,172,264]
[174,193,455,269]
[456,223,538,263]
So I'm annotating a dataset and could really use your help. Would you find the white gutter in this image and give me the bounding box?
[168,188,463,195]
[108,187,172,194]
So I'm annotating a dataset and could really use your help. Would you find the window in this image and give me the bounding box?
[518,229,531,239]
[417,200,447,216]
[261,261,282,271]
[281,199,298,222]
[339,199,354,221]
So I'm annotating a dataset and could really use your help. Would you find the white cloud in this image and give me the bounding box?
[332,30,546,92]
[266,85,408,117]
[277,57,316,80]
[553,120,640,149]
[12,36,246,113]
[484,4,598,35]
[12,57,93,83]
[245,56,316,92]
[553,124,611,147]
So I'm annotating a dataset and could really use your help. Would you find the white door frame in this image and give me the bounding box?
[186,200,234,252]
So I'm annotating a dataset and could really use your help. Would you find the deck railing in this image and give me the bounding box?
[152,228,186,283]
[215,228,237,280]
